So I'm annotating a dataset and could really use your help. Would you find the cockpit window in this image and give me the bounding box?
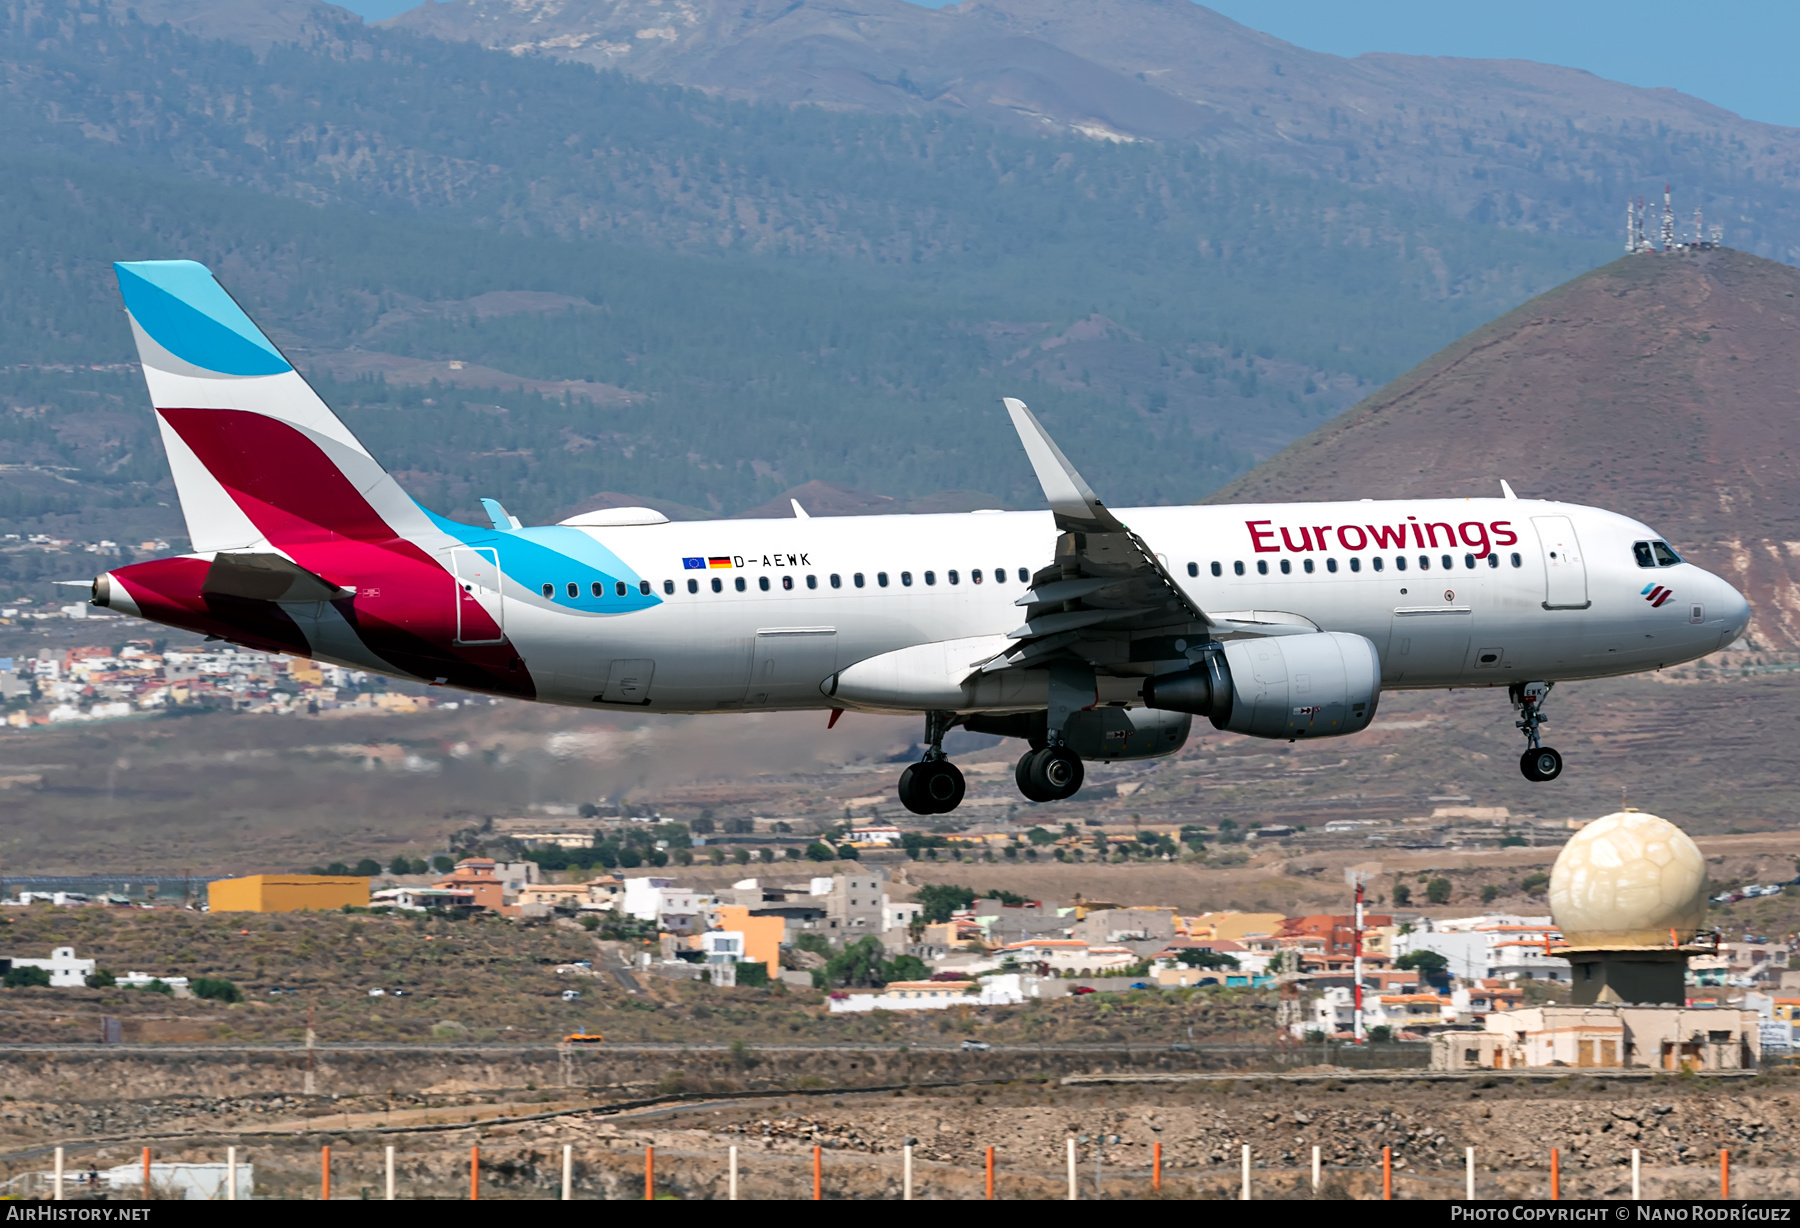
[1652,541,1682,567]
[1632,541,1656,568]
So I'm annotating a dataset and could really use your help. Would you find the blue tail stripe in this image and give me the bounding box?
[114,260,291,378]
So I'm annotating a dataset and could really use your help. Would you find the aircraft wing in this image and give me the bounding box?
[983,399,1308,676]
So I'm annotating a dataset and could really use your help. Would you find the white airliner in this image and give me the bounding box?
[92,261,1751,814]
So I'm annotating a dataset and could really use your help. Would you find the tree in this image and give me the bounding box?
[1426,877,1452,905]
[835,844,860,861]
[388,854,413,875]
[353,858,382,878]
[1026,827,1056,846]
[1391,883,1413,906]
[814,937,924,989]
[735,961,771,988]
[432,855,454,873]
[410,858,429,875]
[86,969,116,989]
[804,842,836,862]
[1394,950,1449,978]
[324,862,351,876]
[1367,1025,1393,1043]
[193,977,243,1004]
[3,965,50,989]
[1176,948,1240,970]
[689,815,716,835]
[1480,884,1501,904]
[1521,872,1550,897]
[914,884,976,923]
[733,849,750,865]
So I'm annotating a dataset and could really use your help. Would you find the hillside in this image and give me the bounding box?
[391,0,1800,261]
[1208,246,1800,655]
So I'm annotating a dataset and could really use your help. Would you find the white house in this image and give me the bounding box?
[623,877,677,920]
[828,973,1031,1013]
[997,939,1137,974]
[1395,915,1569,982]
[849,825,903,846]
[5,946,95,987]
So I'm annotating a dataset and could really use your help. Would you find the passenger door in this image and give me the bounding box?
[745,627,838,706]
[1532,515,1591,609]
[451,547,505,644]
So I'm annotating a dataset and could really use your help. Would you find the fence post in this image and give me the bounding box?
[1632,1148,1641,1201]
[813,1145,822,1201]
[1241,1144,1251,1201]
[985,1145,994,1200]
[1153,1140,1162,1194]
[1720,1149,1729,1200]
[227,1146,237,1202]
[645,1146,654,1201]
[1465,1146,1474,1200]
[470,1144,479,1201]
[1382,1146,1391,1201]
[1311,1145,1320,1194]
[322,1144,330,1202]
[903,1143,912,1201]
[53,1147,63,1201]
[1067,1138,1077,1201]
[1550,1148,1559,1201]
[563,1144,573,1201]
[143,1147,152,1200]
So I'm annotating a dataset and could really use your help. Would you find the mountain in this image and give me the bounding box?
[1208,246,1800,656]
[390,0,1800,261]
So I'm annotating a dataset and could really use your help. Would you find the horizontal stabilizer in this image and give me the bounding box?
[201,553,351,604]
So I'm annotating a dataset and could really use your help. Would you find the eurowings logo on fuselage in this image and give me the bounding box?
[1642,583,1674,608]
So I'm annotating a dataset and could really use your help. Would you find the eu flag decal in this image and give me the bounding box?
[682,557,705,570]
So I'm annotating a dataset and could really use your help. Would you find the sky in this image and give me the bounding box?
[339,1,1800,129]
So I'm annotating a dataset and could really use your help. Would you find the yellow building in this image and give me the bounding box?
[1185,911,1287,943]
[208,874,369,913]
[712,906,785,978]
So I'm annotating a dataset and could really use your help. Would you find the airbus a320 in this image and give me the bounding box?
[90,261,1751,814]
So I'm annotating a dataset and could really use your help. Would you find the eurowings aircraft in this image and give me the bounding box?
[91,261,1751,814]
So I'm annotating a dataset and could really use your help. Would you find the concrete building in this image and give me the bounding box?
[1432,1005,1761,1071]
[370,886,474,911]
[1073,907,1175,946]
[817,870,886,939]
[710,905,785,978]
[1,946,95,987]
[208,874,369,913]
[432,859,508,911]
[827,973,1033,1013]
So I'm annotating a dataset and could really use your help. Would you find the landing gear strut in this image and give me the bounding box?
[897,710,965,815]
[1511,681,1564,782]
[1015,744,1084,803]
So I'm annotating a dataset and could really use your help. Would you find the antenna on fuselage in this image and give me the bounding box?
[1499,480,1519,501]
[790,499,811,520]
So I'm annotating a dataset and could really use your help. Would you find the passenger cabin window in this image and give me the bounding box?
[854,573,865,588]
[830,574,842,588]
[1017,568,1029,583]
[614,581,627,597]
[1464,554,1476,569]
[901,571,913,587]
[711,577,723,593]
[1652,541,1682,566]
[735,577,747,592]
[1256,560,1269,575]
[1418,555,1430,571]
[877,572,889,587]
[566,582,580,598]
[1441,555,1452,570]
[1187,562,1199,577]
[1326,558,1338,573]
[923,571,936,586]
[1372,557,1385,572]
[1211,562,1222,577]
[948,570,960,585]
[541,583,554,598]
[759,576,771,591]
[807,575,818,590]
[1395,556,1407,571]
[591,581,604,597]
[1303,559,1315,574]
[688,578,699,594]
[1234,561,1245,576]
[1487,553,1499,569]
[639,580,652,596]
[1279,559,1291,574]
[1510,553,1522,568]
[971,569,982,584]
[781,575,792,590]
[663,580,674,595]
[1349,558,1360,573]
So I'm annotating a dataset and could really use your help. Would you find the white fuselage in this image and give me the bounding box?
[497,498,1749,713]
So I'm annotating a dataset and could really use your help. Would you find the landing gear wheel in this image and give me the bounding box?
[898,759,965,814]
[1029,746,1085,801]
[1519,746,1563,782]
[1015,751,1054,803]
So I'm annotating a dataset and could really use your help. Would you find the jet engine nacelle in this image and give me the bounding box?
[1142,631,1381,740]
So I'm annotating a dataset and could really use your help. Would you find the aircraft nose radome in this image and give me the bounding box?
[1719,577,1751,644]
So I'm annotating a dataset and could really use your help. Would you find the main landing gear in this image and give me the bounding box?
[1511,681,1564,782]
[1015,744,1084,802]
[897,710,966,815]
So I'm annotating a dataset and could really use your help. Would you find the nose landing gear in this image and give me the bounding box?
[1511,681,1564,782]
[897,710,966,815]
[1015,744,1084,803]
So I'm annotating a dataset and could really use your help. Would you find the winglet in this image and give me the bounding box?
[791,498,810,520]
[1500,480,1519,501]
[480,498,522,531]
[1003,397,1124,532]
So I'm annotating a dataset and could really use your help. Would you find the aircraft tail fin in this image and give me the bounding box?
[115,260,434,555]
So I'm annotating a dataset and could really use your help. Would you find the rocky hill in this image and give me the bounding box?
[1208,246,1800,655]
[390,0,1800,260]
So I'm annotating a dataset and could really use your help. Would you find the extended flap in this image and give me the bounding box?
[202,553,350,603]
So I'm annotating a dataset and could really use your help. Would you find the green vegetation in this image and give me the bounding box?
[0,3,1612,547]
[1521,872,1551,897]
[914,884,977,923]
[811,936,930,989]
[1425,877,1453,905]
[1176,948,1241,970]
[1391,883,1413,907]
[2,965,50,989]
[1394,950,1449,978]
[192,976,242,1004]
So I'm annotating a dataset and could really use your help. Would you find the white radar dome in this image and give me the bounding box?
[1548,810,1707,947]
